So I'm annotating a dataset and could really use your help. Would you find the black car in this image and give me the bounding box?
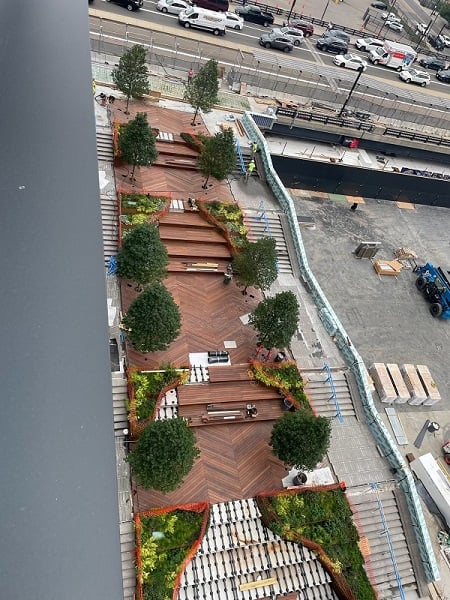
[235,6,274,27]
[419,55,446,71]
[282,18,314,37]
[322,29,351,43]
[436,69,450,83]
[106,0,143,9]
[259,32,293,52]
[371,1,387,9]
[316,37,348,54]
[428,34,445,51]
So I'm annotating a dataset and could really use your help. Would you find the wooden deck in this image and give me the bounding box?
[134,420,286,510]
[114,101,287,512]
[111,101,235,203]
[178,364,285,426]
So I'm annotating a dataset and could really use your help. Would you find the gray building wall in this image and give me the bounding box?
[0,2,123,598]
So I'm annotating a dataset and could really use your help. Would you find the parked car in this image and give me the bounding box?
[371,1,387,9]
[194,0,229,11]
[316,37,348,54]
[441,34,450,47]
[282,18,314,37]
[333,53,368,71]
[323,29,350,43]
[273,26,304,46]
[399,68,430,86]
[436,68,450,82]
[157,0,190,15]
[381,12,400,22]
[416,23,428,35]
[386,20,403,32]
[235,5,274,27]
[259,32,293,52]
[224,11,243,29]
[355,37,384,51]
[105,0,143,9]
[419,55,446,71]
[428,34,445,50]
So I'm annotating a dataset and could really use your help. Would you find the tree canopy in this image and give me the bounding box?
[183,59,219,125]
[249,291,299,351]
[440,4,450,23]
[122,283,181,353]
[118,112,158,178]
[112,44,150,113]
[197,129,236,189]
[232,237,278,294]
[270,411,331,471]
[127,418,200,492]
[117,222,169,285]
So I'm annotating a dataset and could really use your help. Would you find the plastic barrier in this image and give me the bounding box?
[241,111,439,583]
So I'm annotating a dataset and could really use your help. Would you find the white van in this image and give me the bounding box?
[178,7,226,35]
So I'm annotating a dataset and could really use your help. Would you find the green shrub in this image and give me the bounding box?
[122,193,167,214]
[140,510,204,600]
[265,490,376,600]
[131,367,179,421]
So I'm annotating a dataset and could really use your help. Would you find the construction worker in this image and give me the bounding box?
[92,78,96,96]
[245,159,256,182]
[251,141,258,154]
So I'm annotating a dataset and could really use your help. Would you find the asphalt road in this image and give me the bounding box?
[89,1,450,96]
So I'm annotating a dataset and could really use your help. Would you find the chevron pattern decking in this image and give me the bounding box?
[135,421,286,510]
[111,103,235,202]
[123,273,263,369]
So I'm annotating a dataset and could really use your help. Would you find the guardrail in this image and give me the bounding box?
[275,106,375,132]
[275,107,450,148]
[383,127,450,147]
[241,110,440,584]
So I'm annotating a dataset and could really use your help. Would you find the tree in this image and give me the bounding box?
[197,129,237,189]
[440,4,450,23]
[183,59,219,125]
[112,44,150,114]
[270,411,331,471]
[232,237,278,294]
[249,291,299,351]
[117,223,168,286]
[119,112,158,179]
[128,418,200,492]
[122,283,181,353]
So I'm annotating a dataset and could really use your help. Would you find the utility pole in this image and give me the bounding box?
[287,0,296,24]
[338,68,364,118]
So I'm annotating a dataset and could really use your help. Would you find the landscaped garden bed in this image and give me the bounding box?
[135,503,209,600]
[180,131,207,153]
[250,361,312,413]
[119,193,170,236]
[198,200,248,250]
[256,485,376,600]
[127,367,189,435]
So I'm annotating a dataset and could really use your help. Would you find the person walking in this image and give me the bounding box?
[187,68,194,84]
[245,159,256,182]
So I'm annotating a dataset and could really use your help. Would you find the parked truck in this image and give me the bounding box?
[415,262,450,319]
[369,40,417,70]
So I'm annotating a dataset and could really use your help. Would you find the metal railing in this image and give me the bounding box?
[322,363,343,423]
